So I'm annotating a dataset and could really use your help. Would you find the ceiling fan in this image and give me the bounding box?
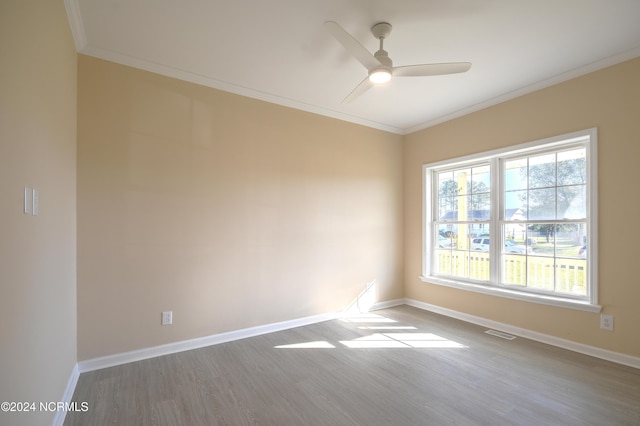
[325,21,472,103]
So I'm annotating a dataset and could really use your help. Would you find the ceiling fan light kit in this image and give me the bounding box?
[369,69,391,84]
[325,20,472,102]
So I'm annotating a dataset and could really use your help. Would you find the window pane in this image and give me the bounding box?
[528,188,556,219]
[436,225,456,249]
[529,153,556,188]
[434,223,490,281]
[511,223,588,295]
[504,223,528,242]
[467,224,490,281]
[454,195,471,220]
[438,172,455,220]
[456,223,473,251]
[505,190,527,219]
[438,171,454,193]
[438,224,457,239]
[468,248,490,281]
[555,223,585,255]
[527,257,555,291]
[527,224,555,256]
[558,148,586,186]
[555,258,587,296]
[471,165,490,192]
[438,195,454,220]
[558,185,586,219]
[555,223,587,295]
[454,169,472,195]
[502,254,526,286]
[445,249,469,279]
[470,195,491,219]
[505,158,527,191]
[471,164,491,219]
[435,222,468,278]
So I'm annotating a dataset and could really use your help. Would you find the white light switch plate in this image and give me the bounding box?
[32,189,39,215]
[24,187,32,214]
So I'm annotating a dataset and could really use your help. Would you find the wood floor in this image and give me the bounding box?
[65,305,640,425]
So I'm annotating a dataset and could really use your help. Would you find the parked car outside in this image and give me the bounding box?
[578,245,587,258]
[471,237,532,254]
[439,236,453,248]
[471,237,491,251]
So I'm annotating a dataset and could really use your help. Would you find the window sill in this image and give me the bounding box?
[420,275,602,313]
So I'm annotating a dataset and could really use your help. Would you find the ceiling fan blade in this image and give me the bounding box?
[342,77,373,103]
[392,62,472,77]
[324,21,381,71]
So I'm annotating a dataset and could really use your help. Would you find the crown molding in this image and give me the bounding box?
[64,0,87,51]
[406,46,640,134]
[64,4,640,136]
[79,46,405,135]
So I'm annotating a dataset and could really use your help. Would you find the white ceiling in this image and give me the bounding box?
[65,0,640,135]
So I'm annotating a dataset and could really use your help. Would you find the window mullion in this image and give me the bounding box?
[423,167,433,277]
[490,158,500,285]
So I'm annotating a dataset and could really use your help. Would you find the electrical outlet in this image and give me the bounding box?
[162,311,173,326]
[600,314,614,331]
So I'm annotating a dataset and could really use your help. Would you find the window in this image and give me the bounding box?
[422,129,598,311]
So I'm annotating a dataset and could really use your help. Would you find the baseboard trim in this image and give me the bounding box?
[77,301,410,373]
[78,311,341,373]
[404,298,640,370]
[370,298,405,311]
[52,363,80,426]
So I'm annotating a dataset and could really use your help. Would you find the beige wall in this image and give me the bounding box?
[77,55,640,361]
[404,57,640,357]
[77,56,404,360]
[0,1,77,425]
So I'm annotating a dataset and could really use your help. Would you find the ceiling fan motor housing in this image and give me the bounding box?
[371,22,392,40]
[371,22,393,77]
[374,49,392,68]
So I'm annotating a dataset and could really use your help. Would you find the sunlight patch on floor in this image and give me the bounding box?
[340,333,409,348]
[274,341,336,349]
[357,326,418,330]
[340,333,466,349]
[275,311,466,350]
[340,313,398,323]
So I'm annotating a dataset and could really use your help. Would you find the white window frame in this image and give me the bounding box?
[421,128,600,312]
